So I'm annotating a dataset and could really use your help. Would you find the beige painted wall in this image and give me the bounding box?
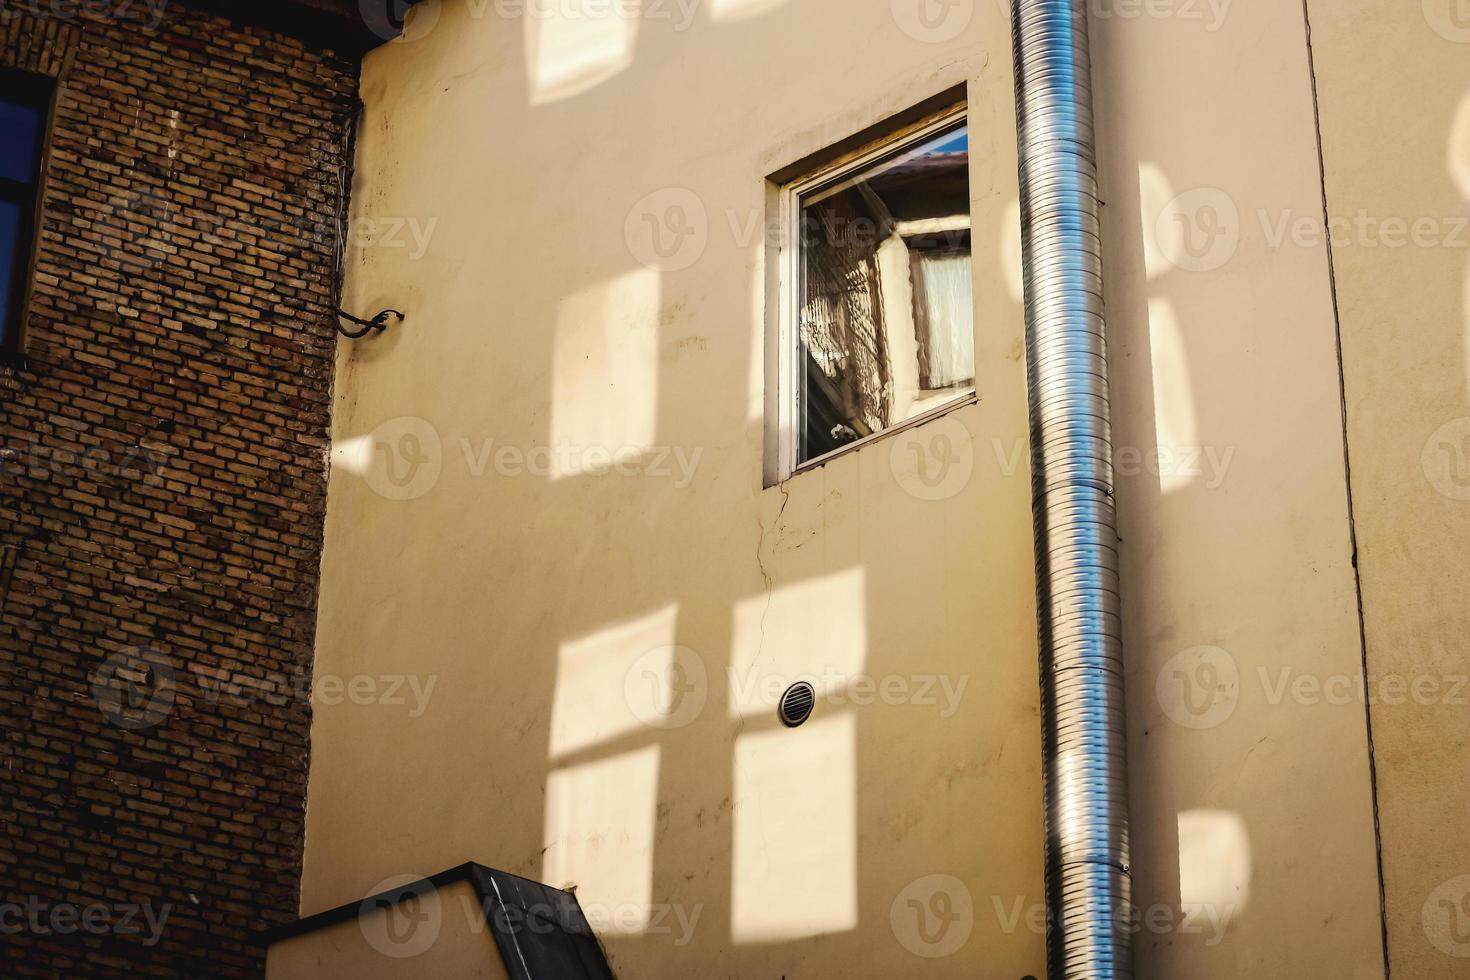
[1306,2,1470,976]
[267,881,509,979]
[305,0,1045,976]
[295,0,1437,977]
[1090,2,1383,976]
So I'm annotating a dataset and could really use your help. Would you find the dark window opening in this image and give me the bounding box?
[0,68,53,358]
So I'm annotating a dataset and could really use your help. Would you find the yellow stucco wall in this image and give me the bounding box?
[1306,2,1470,976]
[304,1,1045,976]
[1089,3,1383,977]
[266,881,509,979]
[293,1,1453,977]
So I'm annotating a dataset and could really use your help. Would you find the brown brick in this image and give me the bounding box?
[0,2,357,977]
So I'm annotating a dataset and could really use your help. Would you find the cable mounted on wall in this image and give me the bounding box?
[334,308,403,339]
[330,98,404,340]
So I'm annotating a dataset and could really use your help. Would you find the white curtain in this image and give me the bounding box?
[911,250,975,390]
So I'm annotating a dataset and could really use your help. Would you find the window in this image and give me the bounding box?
[777,104,974,476]
[0,68,53,358]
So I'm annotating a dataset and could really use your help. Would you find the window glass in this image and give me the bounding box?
[0,98,43,183]
[797,122,973,466]
[1,73,50,354]
[0,199,21,349]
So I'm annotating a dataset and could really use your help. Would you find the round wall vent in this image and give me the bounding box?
[779,682,816,728]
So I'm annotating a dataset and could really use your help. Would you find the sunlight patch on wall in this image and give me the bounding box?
[1138,162,1178,282]
[1001,198,1024,302]
[1148,297,1200,495]
[731,711,857,941]
[1453,93,1470,367]
[728,569,867,719]
[1458,94,1470,376]
[709,0,791,22]
[1449,91,1470,202]
[525,1,640,105]
[746,259,764,424]
[329,434,373,475]
[1462,263,1470,351]
[550,605,679,758]
[543,745,661,932]
[550,267,661,479]
[1177,808,1251,930]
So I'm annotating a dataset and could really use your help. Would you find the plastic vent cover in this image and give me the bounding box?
[779,682,816,728]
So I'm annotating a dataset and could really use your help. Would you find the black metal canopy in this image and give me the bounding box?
[177,0,404,55]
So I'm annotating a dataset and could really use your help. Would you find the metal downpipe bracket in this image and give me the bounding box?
[1008,0,1133,976]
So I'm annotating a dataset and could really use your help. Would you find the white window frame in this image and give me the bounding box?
[774,103,976,483]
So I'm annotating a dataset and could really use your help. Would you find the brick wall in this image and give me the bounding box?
[0,2,358,975]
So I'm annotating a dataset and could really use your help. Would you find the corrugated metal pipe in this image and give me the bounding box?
[1008,0,1133,976]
